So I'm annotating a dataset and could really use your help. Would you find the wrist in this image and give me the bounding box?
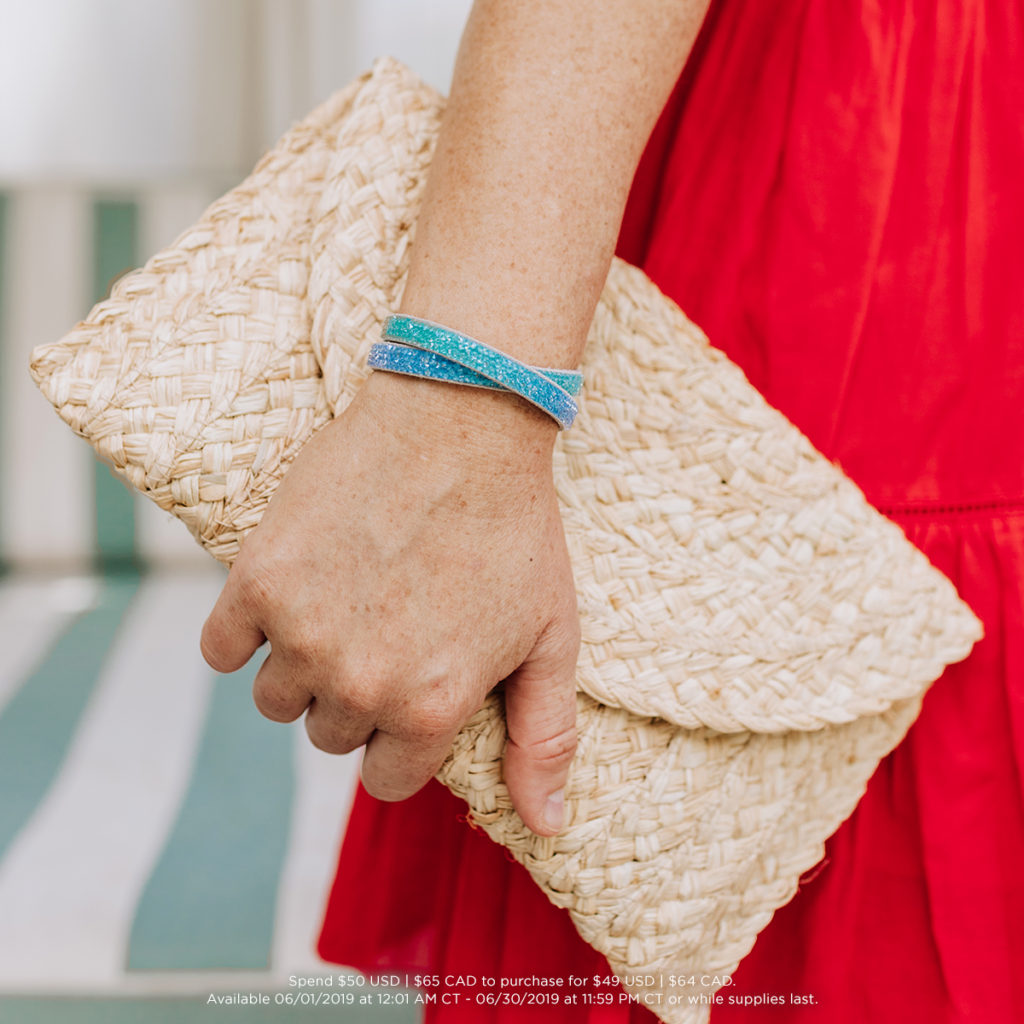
[354,368,560,469]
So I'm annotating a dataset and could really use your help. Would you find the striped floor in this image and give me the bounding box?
[0,570,418,1023]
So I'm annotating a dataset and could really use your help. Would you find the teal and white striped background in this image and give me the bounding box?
[0,189,416,1022]
[1,182,232,571]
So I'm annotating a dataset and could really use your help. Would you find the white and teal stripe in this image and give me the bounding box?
[2,185,93,570]
[0,190,8,574]
[0,570,410,1022]
[90,200,138,571]
[0,182,224,571]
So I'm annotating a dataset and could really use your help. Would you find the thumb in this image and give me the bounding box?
[200,572,266,674]
[501,614,580,836]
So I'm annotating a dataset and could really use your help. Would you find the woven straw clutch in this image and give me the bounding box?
[30,59,981,1023]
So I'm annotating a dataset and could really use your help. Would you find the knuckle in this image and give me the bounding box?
[397,672,476,742]
[548,609,582,658]
[333,677,377,719]
[253,686,302,723]
[512,722,578,768]
[305,715,359,756]
[446,682,485,727]
[402,697,460,743]
[404,708,455,743]
[231,537,297,616]
[279,619,322,665]
[234,560,280,613]
[199,626,227,672]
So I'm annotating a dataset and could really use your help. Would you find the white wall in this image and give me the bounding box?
[0,0,473,184]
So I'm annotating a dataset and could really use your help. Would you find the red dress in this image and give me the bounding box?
[318,2,1024,1020]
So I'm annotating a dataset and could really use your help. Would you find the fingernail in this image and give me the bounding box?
[543,789,565,833]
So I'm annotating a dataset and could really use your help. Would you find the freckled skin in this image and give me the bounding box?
[201,370,581,833]
[200,0,710,836]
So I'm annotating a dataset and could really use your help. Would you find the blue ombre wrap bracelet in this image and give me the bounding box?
[367,341,583,397]
[374,315,582,429]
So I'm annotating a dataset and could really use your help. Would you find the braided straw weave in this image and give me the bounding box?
[30,59,981,1023]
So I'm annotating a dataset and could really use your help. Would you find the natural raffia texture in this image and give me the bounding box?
[30,60,981,1023]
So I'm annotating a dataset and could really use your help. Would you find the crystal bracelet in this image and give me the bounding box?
[367,341,583,397]
[379,314,581,429]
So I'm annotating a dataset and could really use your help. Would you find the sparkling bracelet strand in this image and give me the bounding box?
[367,341,583,397]
[377,315,581,429]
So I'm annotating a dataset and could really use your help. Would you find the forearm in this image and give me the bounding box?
[398,0,711,371]
[208,2,713,834]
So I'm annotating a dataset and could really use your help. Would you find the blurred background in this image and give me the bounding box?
[0,1,471,1021]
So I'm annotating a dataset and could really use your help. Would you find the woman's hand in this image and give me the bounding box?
[199,371,580,835]
[200,0,711,837]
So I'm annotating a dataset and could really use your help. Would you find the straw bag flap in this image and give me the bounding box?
[305,59,980,737]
